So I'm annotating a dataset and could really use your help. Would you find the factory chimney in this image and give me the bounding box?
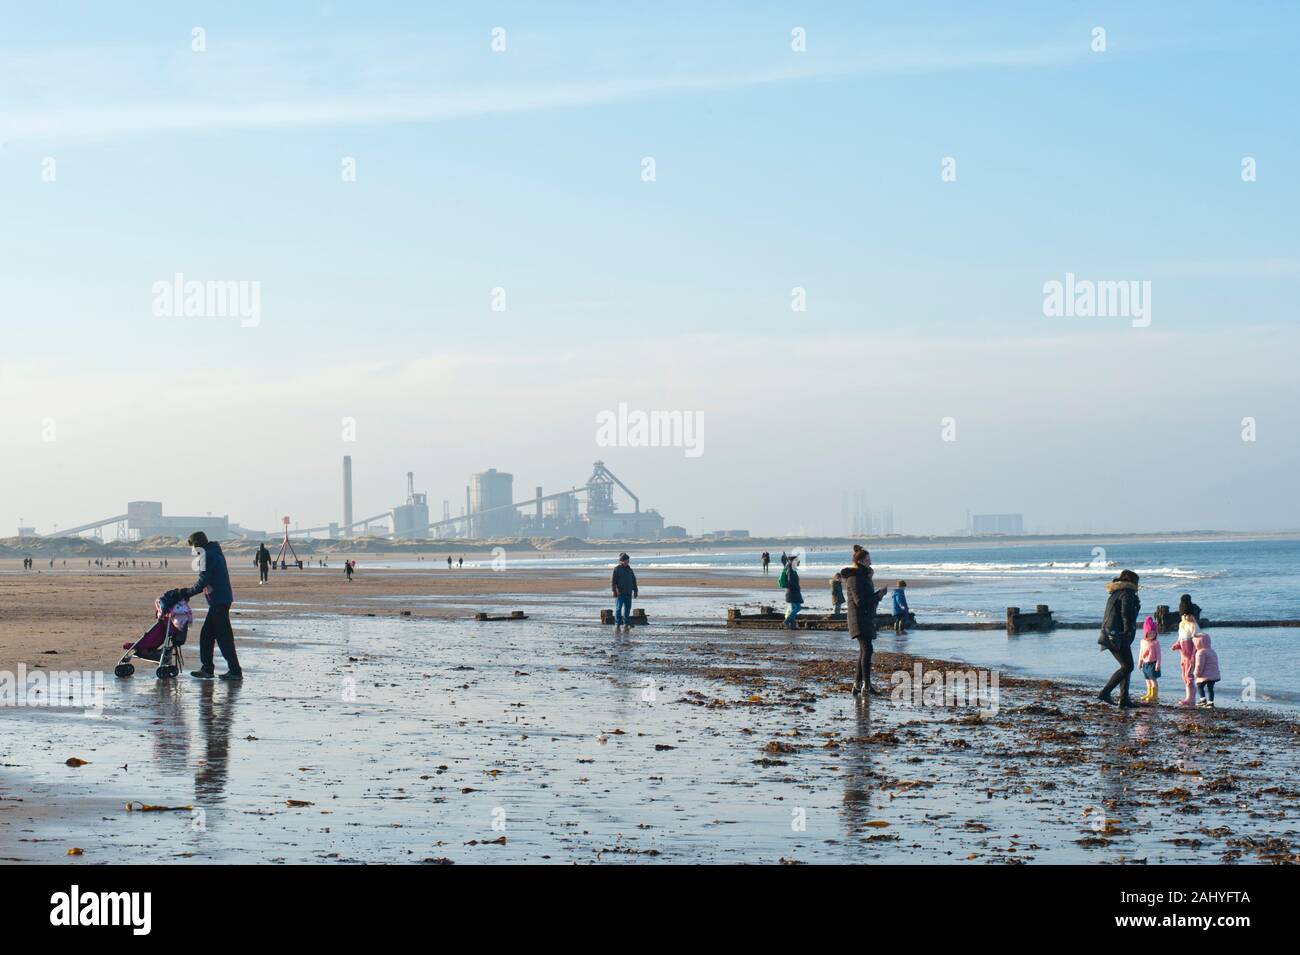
[343,456,353,539]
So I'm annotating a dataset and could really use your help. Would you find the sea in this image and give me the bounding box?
[367,536,1300,709]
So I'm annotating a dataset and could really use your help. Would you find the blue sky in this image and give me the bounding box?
[2,2,1298,537]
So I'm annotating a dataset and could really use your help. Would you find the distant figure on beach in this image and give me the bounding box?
[1193,631,1221,708]
[180,531,242,681]
[892,581,910,634]
[779,556,803,629]
[830,572,844,615]
[842,545,886,696]
[1097,569,1140,708]
[761,552,770,575]
[458,556,463,568]
[1171,610,1199,707]
[447,556,453,568]
[345,559,354,582]
[255,542,271,584]
[611,552,639,631]
[780,551,788,567]
[1138,616,1161,703]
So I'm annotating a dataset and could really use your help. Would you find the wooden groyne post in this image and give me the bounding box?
[1006,605,1054,635]
[474,610,528,621]
[600,608,648,625]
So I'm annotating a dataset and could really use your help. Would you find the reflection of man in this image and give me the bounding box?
[182,532,243,681]
[611,553,639,631]
[195,680,240,805]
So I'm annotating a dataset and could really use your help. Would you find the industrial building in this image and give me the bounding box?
[971,513,1025,536]
[468,469,517,538]
[390,472,431,539]
[127,501,231,540]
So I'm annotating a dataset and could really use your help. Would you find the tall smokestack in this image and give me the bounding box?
[343,456,353,538]
[536,486,543,519]
[465,485,472,539]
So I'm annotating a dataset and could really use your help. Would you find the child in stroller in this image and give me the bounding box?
[115,588,192,679]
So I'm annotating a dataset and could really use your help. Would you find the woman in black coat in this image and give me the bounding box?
[1098,569,1141,708]
[841,545,886,696]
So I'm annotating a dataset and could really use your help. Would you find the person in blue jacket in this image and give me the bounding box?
[179,531,243,680]
[892,581,910,634]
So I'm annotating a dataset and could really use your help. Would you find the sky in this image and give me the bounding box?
[2,1,1298,538]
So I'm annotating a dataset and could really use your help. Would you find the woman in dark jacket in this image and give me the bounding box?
[783,557,804,629]
[842,545,886,695]
[1098,569,1141,707]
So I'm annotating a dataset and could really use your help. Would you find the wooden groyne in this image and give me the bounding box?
[474,611,528,621]
[727,604,1300,635]
[601,608,649,625]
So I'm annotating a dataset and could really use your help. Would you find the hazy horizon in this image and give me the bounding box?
[4,2,1298,538]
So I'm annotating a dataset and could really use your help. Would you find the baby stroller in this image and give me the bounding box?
[115,590,191,679]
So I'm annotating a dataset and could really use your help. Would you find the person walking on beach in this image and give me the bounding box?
[892,580,910,634]
[1097,569,1140,708]
[842,545,886,695]
[1137,616,1162,703]
[779,556,803,629]
[1193,631,1221,708]
[179,532,242,681]
[761,551,770,575]
[447,555,453,569]
[830,572,844,615]
[611,552,638,631]
[255,542,271,585]
[345,559,355,582]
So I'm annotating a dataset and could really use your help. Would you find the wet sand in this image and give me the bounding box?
[1,570,1295,864]
[1,562,938,673]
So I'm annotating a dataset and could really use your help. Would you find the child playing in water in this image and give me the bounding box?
[1170,612,1198,707]
[1193,631,1222,708]
[1137,616,1161,703]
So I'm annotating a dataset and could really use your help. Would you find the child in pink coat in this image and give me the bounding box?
[1193,631,1222,708]
[1170,612,1198,707]
[1137,616,1162,703]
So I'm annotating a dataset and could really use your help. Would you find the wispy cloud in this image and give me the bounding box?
[3,42,1082,146]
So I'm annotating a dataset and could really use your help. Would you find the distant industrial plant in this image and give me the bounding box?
[26,459,681,543]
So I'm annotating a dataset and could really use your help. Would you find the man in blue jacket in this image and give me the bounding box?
[611,552,638,630]
[181,531,243,681]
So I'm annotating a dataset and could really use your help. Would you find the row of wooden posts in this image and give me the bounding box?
[726,605,1300,635]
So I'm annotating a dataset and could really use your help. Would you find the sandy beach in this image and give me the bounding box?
[0,562,947,673]
[1,564,1296,864]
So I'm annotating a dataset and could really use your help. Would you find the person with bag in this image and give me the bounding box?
[1097,569,1140,708]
